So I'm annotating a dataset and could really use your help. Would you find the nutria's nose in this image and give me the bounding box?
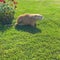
[40,15,44,20]
[42,16,44,19]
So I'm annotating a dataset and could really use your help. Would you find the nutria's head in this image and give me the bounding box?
[33,14,43,20]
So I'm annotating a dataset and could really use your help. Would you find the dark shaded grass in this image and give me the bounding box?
[15,25,41,34]
[0,25,11,33]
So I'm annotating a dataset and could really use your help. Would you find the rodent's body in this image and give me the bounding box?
[15,14,43,27]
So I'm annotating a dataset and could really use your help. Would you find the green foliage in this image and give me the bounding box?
[0,3,15,25]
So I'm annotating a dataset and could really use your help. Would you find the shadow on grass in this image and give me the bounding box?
[15,25,41,34]
[0,24,11,33]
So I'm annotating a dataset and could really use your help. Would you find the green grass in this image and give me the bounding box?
[0,0,60,60]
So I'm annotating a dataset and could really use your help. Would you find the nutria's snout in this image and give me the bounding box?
[40,15,44,20]
[38,15,43,20]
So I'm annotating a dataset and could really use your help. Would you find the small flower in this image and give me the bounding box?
[0,0,5,3]
[13,1,18,4]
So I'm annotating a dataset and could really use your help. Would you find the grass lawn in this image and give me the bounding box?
[0,0,60,60]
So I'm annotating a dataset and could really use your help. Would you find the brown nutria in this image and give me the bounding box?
[15,14,43,27]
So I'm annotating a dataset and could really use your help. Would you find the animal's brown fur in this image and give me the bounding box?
[15,14,43,27]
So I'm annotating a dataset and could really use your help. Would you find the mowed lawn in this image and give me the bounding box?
[0,0,60,60]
